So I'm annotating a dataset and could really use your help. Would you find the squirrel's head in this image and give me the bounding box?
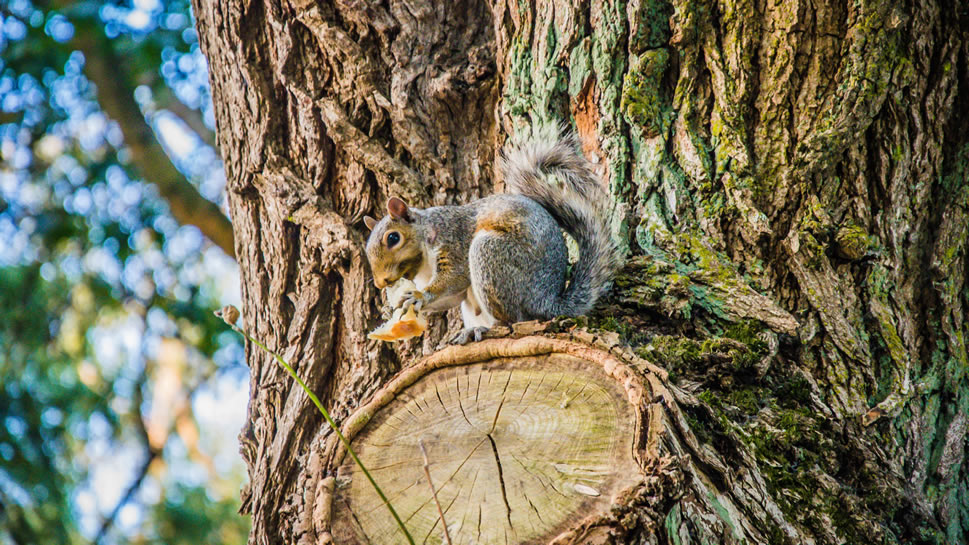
[364,197,423,289]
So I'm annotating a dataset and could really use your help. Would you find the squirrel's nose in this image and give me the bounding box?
[374,276,387,289]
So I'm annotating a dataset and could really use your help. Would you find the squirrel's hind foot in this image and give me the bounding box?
[448,326,490,345]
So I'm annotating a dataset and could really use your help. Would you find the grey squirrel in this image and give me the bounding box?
[363,126,620,344]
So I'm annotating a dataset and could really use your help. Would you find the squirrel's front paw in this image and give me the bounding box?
[448,326,490,345]
[400,291,425,313]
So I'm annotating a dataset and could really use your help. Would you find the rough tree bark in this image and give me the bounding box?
[192,0,968,543]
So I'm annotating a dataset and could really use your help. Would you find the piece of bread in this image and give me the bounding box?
[367,279,428,342]
[367,305,428,342]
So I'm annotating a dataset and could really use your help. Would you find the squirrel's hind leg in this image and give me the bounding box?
[448,291,497,345]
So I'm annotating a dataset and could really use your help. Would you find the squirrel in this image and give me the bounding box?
[363,125,621,345]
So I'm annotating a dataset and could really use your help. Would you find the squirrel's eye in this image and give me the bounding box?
[386,231,401,248]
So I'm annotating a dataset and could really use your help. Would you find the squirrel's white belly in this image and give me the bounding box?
[461,288,496,329]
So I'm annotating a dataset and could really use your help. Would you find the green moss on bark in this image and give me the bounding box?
[621,49,671,137]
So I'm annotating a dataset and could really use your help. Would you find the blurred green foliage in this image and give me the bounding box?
[0,1,249,544]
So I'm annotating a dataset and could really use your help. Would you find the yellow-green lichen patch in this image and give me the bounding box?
[505,36,536,118]
[634,320,768,387]
[834,224,874,261]
[655,327,905,544]
[625,229,798,334]
[621,49,672,137]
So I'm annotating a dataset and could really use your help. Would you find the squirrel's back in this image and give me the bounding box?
[500,126,621,316]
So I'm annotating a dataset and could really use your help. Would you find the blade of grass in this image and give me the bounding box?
[217,307,415,545]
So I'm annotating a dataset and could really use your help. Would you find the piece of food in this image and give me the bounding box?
[367,279,428,342]
[367,305,428,342]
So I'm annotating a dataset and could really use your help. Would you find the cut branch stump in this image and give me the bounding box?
[319,332,683,545]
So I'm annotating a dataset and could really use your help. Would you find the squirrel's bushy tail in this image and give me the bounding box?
[501,124,622,317]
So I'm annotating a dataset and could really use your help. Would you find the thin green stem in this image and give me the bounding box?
[227,322,415,545]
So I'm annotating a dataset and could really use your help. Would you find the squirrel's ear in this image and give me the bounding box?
[387,197,411,221]
[363,216,377,230]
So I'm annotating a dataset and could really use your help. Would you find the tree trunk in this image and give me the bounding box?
[192,0,968,542]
